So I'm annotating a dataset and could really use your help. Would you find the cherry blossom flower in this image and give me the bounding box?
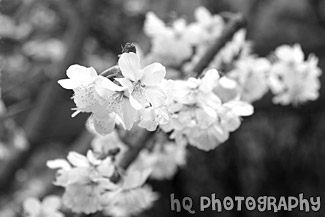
[47,151,117,214]
[23,195,64,217]
[58,65,100,115]
[58,64,139,134]
[268,44,322,105]
[138,106,169,131]
[144,12,193,67]
[102,169,158,217]
[130,142,187,180]
[227,57,271,102]
[118,52,166,106]
[186,6,225,46]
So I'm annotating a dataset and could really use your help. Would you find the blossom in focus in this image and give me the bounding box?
[117,52,167,108]
[268,44,322,105]
[58,65,120,134]
[58,64,137,133]
[23,195,64,217]
[58,64,105,116]
[116,52,169,131]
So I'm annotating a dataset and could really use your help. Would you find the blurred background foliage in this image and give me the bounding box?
[0,0,325,216]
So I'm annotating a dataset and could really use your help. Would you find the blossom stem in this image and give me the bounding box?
[99,65,121,78]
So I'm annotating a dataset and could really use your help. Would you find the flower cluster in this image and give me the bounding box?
[143,9,322,106]
[161,69,253,151]
[47,150,157,216]
[58,52,168,135]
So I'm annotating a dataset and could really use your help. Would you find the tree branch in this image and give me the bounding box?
[192,14,246,75]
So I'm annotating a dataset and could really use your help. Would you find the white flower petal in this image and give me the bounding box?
[66,65,97,83]
[145,87,166,107]
[97,158,115,178]
[144,12,168,37]
[90,114,116,135]
[86,150,101,165]
[23,197,41,216]
[200,69,220,93]
[57,79,80,89]
[123,169,151,190]
[118,53,142,81]
[42,195,62,212]
[195,6,212,25]
[95,77,125,98]
[121,98,138,130]
[226,101,254,116]
[141,63,166,85]
[47,159,71,170]
[115,78,133,91]
[67,152,90,167]
[129,95,143,110]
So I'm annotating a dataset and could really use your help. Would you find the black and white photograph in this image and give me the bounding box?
[0,0,324,216]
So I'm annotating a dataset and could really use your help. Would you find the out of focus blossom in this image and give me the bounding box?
[47,151,116,214]
[228,57,271,102]
[268,44,322,105]
[130,141,187,180]
[102,169,158,217]
[186,6,225,46]
[23,195,64,217]
[123,0,150,15]
[0,14,31,39]
[22,39,65,61]
[91,129,128,161]
[144,12,193,67]
[29,5,59,30]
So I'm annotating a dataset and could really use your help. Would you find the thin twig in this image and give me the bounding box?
[0,100,32,121]
[310,0,325,31]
